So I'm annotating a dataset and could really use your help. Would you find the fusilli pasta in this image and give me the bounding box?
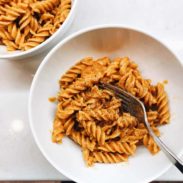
[51,56,170,166]
[0,0,71,51]
[93,151,128,163]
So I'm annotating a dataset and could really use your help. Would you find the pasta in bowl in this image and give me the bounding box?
[0,0,77,59]
[29,26,183,183]
[52,56,170,166]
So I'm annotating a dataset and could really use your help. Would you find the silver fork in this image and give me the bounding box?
[99,82,183,173]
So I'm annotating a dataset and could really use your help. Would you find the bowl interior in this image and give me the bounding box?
[29,27,183,183]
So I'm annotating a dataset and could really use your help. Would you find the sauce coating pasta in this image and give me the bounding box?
[51,57,170,166]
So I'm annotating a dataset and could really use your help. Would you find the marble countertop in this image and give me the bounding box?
[1,0,183,181]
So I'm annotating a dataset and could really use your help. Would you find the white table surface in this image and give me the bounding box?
[1,0,183,181]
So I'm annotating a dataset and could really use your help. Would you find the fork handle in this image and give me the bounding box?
[155,136,183,173]
[147,124,183,173]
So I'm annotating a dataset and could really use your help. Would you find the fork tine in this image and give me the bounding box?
[99,83,130,102]
[101,83,130,99]
[99,83,147,129]
[114,92,130,103]
[122,103,130,112]
[122,101,128,108]
[99,82,133,113]
[111,91,131,112]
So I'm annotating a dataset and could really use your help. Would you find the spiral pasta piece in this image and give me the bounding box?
[86,109,119,122]
[117,113,138,128]
[2,23,25,49]
[105,58,120,76]
[157,83,170,124]
[60,57,93,89]
[143,91,157,106]
[143,134,160,154]
[53,0,71,29]
[65,97,86,111]
[151,126,160,137]
[77,111,92,121]
[102,121,117,132]
[82,121,106,145]
[31,0,59,13]
[119,57,131,75]
[120,126,146,143]
[23,23,52,50]
[59,79,90,99]
[59,71,104,99]
[96,57,110,66]
[118,71,136,95]
[70,131,96,151]
[131,127,148,141]
[29,16,39,33]
[106,97,121,110]
[7,23,17,39]
[147,110,158,125]
[2,39,18,51]
[0,27,13,41]
[19,10,32,30]
[86,85,114,99]
[82,148,94,167]
[93,151,128,163]
[56,103,75,120]
[98,141,136,155]
[135,79,148,98]
[52,118,65,143]
[63,117,75,136]
[0,3,27,26]
[106,127,121,140]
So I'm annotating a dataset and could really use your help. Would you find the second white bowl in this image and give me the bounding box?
[0,0,78,60]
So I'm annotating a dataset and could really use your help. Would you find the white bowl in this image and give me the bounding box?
[0,0,78,60]
[29,25,183,183]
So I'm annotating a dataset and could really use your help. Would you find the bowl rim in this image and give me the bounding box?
[29,24,183,183]
[0,0,78,59]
